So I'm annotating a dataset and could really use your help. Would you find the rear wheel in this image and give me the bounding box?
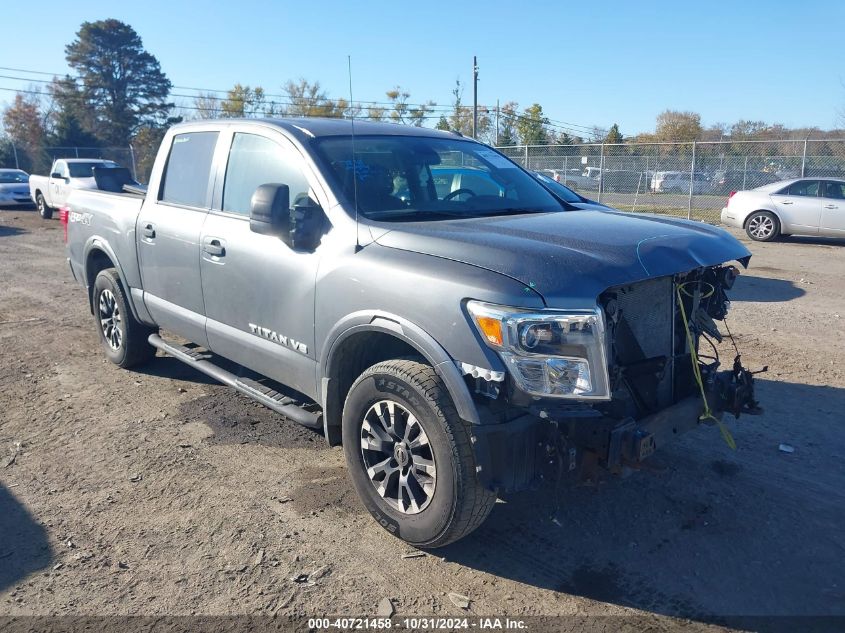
[36,192,52,219]
[342,359,496,548]
[745,211,780,241]
[93,269,156,368]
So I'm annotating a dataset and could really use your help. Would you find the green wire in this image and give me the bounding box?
[676,282,736,450]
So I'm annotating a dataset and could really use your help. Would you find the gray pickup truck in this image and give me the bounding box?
[64,118,761,547]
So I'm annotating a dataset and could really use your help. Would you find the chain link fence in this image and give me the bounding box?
[5,137,845,219]
[497,139,845,222]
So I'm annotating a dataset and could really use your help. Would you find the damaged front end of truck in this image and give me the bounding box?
[465,262,765,494]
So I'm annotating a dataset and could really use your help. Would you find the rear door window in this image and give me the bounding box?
[160,131,219,208]
[822,181,845,199]
[780,180,820,197]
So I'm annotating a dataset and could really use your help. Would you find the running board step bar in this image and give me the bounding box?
[148,334,322,429]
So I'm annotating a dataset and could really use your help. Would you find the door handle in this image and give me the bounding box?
[203,239,225,257]
[780,200,793,205]
[142,224,156,239]
[824,204,837,209]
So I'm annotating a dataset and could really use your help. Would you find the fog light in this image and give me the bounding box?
[546,357,592,395]
[505,355,593,396]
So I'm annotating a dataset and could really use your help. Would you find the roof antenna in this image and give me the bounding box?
[348,55,361,251]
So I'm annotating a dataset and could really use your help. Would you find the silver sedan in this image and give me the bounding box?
[720,178,845,241]
[0,169,34,208]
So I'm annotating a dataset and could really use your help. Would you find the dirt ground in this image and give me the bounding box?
[1,208,844,631]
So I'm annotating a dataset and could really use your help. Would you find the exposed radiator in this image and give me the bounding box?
[612,276,676,410]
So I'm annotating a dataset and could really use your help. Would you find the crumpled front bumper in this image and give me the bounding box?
[470,364,758,493]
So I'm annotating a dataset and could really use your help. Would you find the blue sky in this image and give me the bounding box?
[1,0,843,136]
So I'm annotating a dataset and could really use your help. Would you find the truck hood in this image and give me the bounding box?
[373,209,751,305]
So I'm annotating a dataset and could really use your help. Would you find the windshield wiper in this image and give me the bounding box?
[371,209,471,221]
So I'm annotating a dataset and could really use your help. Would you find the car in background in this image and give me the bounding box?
[537,168,596,190]
[429,165,505,200]
[29,158,121,219]
[533,171,612,211]
[711,169,779,194]
[583,168,644,193]
[0,169,34,208]
[650,171,710,194]
[720,178,845,241]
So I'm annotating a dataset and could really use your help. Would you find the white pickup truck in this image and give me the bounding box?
[29,158,120,219]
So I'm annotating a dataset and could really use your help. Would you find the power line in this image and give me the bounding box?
[0,80,600,140]
[1,63,609,137]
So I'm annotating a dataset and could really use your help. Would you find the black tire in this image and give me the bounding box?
[342,359,496,548]
[745,210,780,242]
[36,192,53,219]
[92,269,156,368]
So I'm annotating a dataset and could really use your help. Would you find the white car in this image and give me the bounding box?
[720,178,845,241]
[533,171,612,211]
[651,171,710,194]
[537,168,597,190]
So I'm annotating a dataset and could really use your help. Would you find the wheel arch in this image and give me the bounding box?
[82,239,144,323]
[319,312,480,446]
[742,207,782,229]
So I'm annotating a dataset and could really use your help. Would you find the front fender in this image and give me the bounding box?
[320,310,484,435]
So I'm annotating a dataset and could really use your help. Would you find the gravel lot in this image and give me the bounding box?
[1,208,844,630]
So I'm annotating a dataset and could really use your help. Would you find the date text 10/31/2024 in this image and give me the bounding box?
[308,617,528,630]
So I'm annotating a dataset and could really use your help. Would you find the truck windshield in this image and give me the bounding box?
[313,136,566,221]
[533,172,583,203]
[68,161,118,178]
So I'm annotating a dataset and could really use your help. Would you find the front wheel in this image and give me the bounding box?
[36,193,53,219]
[745,211,780,241]
[93,269,156,368]
[342,359,496,548]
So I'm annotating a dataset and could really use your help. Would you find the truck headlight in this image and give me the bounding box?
[466,301,610,399]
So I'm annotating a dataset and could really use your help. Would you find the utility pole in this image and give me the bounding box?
[472,56,478,139]
[495,99,500,146]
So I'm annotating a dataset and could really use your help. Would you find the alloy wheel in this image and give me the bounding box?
[98,288,123,350]
[360,400,437,514]
[748,214,774,239]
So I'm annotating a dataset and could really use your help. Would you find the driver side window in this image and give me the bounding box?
[222,133,313,215]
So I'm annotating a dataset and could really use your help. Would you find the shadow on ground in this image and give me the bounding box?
[439,379,845,625]
[0,225,26,238]
[0,483,52,592]
[133,355,220,385]
[157,357,845,626]
[731,273,805,302]
[781,235,845,247]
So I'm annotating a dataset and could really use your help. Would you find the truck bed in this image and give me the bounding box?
[66,188,147,297]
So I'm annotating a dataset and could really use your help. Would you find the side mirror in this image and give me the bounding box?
[250,184,324,250]
[51,172,62,179]
[290,199,324,251]
[249,184,291,241]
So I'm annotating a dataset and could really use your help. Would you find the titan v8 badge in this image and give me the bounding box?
[248,323,308,355]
